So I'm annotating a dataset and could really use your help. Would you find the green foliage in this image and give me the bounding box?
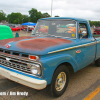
[89,20,100,27]
[7,12,22,24]
[0,9,51,24]
[1,9,100,26]
[42,12,51,18]
[21,15,29,23]
[0,10,6,21]
[55,15,59,17]
[0,9,61,24]
[29,8,43,23]
[7,12,30,24]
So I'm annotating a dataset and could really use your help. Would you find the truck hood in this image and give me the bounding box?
[0,36,75,55]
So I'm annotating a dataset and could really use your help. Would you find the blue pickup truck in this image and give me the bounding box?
[0,17,99,97]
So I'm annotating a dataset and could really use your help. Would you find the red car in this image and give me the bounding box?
[22,26,35,31]
[11,26,21,31]
[93,28,100,35]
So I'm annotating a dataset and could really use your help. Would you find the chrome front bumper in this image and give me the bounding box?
[0,67,47,90]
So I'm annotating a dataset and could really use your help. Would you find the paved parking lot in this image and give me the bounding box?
[0,62,100,100]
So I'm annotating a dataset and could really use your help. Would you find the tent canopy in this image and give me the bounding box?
[21,22,36,26]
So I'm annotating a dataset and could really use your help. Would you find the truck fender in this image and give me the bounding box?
[41,54,78,84]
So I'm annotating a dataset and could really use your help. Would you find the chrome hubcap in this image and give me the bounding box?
[55,72,66,91]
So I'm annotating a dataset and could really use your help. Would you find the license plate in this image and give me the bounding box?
[0,69,10,79]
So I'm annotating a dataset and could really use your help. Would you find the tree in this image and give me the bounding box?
[89,20,100,27]
[42,12,51,18]
[0,10,6,22]
[7,12,23,24]
[55,15,59,17]
[21,15,29,23]
[29,8,43,23]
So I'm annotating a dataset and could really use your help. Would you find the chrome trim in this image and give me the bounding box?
[0,63,32,76]
[27,63,31,68]
[0,54,42,78]
[48,42,96,54]
[0,64,42,78]
[0,53,40,64]
[6,57,11,62]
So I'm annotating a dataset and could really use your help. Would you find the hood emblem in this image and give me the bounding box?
[5,44,11,48]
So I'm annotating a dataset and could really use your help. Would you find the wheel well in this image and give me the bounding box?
[55,62,74,75]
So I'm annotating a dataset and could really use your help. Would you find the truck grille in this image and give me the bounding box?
[0,49,39,76]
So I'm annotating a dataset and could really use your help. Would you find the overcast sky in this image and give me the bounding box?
[0,0,100,21]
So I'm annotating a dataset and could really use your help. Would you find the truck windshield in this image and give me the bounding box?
[32,19,76,38]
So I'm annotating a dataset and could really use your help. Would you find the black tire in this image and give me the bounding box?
[95,58,100,67]
[49,65,69,97]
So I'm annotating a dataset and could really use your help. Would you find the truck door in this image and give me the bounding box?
[78,22,96,68]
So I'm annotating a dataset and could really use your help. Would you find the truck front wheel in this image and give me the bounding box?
[50,65,69,97]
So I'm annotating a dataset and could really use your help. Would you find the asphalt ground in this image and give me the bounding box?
[0,29,100,100]
[13,30,31,37]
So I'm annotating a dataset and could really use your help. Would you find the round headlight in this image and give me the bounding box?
[31,64,41,75]
[31,67,38,75]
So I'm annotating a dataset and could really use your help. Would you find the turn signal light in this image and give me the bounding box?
[29,55,39,60]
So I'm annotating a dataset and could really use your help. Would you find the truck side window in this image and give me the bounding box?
[79,23,88,38]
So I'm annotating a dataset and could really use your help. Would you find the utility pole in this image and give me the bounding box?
[51,0,53,17]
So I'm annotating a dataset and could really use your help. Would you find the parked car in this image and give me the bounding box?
[93,28,100,35]
[28,26,35,31]
[0,17,100,97]
[11,26,21,31]
[0,25,14,40]
[22,26,35,31]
